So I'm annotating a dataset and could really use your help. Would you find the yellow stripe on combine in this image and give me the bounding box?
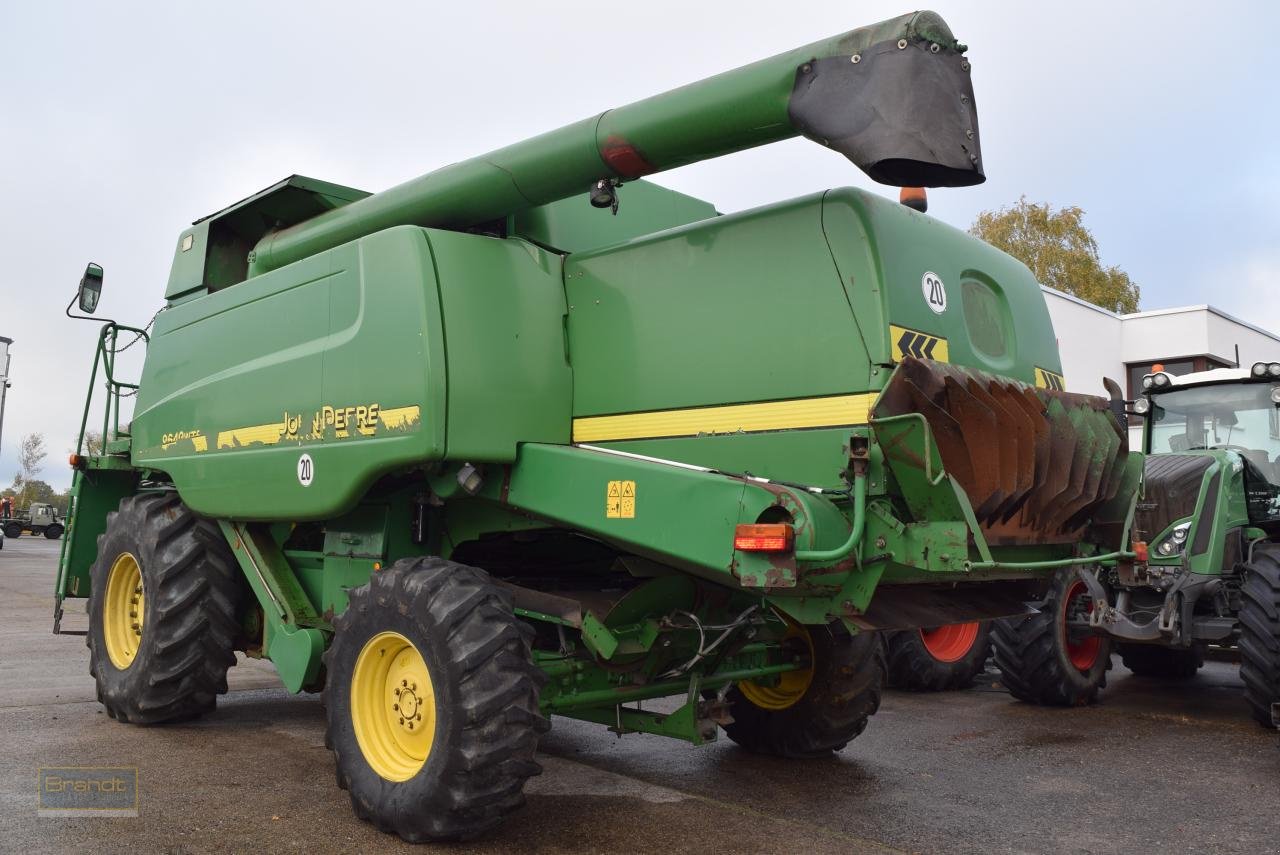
[572,393,879,443]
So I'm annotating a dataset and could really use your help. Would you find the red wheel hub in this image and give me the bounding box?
[920,622,981,663]
[1062,580,1102,672]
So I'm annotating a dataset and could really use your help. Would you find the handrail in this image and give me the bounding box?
[74,322,149,456]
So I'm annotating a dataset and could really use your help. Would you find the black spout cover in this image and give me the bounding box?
[789,40,984,188]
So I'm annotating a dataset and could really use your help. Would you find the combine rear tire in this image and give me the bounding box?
[722,623,884,758]
[886,622,991,692]
[992,568,1111,706]
[1118,643,1204,680]
[324,557,548,842]
[44,524,64,539]
[88,492,241,724]
[1240,545,1280,727]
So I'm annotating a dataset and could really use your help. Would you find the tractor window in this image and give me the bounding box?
[1148,382,1280,523]
[961,278,1008,360]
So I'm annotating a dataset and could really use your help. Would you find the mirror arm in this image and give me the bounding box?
[65,293,117,326]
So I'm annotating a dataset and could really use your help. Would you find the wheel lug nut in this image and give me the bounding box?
[399,717,404,725]
[394,687,401,696]
[407,722,414,730]
[416,713,422,721]
[393,703,399,711]
[401,679,408,687]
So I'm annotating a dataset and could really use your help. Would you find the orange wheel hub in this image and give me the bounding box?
[1062,580,1102,672]
[920,622,980,663]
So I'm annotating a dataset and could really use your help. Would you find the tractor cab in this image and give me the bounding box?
[1135,363,1280,551]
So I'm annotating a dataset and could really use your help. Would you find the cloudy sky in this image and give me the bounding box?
[1,1,1277,491]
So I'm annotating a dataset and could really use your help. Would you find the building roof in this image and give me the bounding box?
[1040,285,1280,345]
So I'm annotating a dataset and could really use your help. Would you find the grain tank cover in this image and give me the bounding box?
[166,175,370,299]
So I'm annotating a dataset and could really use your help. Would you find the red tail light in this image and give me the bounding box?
[734,523,794,552]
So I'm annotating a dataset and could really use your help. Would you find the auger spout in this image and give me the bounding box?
[246,10,982,278]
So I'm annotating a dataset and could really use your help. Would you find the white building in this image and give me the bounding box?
[1044,286,1280,399]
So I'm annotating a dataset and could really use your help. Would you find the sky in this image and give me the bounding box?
[1,0,1278,491]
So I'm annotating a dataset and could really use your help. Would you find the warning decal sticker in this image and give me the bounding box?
[606,480,636,519]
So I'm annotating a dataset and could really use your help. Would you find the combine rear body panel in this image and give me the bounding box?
[54,10,1144,841]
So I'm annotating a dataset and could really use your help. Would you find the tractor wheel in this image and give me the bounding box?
[992,567,1111,706]
[4,522,21,539]
[324,557,548,842]
[886,621,992,692]
[722,623,884,758]
[88,492,241,724]
[1118,643,1204,680]
[44,523,64,540]
[1239,545,1280,727]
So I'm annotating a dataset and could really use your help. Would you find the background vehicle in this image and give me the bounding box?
[887,622,993,692]
[999,364,1280,723]
[54,11,1141,842]
[2,502,64,539]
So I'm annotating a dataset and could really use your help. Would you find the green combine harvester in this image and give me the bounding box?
[55,11,1143,841]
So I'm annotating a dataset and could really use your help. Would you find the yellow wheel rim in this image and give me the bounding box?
[103,552,145,670]
[738,622,815,711]
[351,631,437,782]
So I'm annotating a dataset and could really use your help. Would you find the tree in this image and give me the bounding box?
[80,429,104,456]
[970,198,1140,313]
[18,478,56,507]
[51,487,72,517]
[13,432,48,508]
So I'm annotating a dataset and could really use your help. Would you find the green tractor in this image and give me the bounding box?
[1001,363,1280,723]
[54,12,1143,841]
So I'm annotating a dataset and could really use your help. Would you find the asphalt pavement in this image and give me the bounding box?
[1,536,1276,854]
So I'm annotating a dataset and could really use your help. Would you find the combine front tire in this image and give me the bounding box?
[1118,643,1204,680]
[1240,545,1280,727]
[992,568,1111,706]
[88,492,241,724]
[722,623,884,758]
[886,621,991,692]
[324,557,548,842]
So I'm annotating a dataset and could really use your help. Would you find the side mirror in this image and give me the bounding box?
[78,263,103,314]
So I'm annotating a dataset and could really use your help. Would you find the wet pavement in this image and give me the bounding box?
[2,536,1276,854]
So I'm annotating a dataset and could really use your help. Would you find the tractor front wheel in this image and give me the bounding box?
[3,522,21,539]
[992,567,1111,706]
[1118,643,1204,680]
[88,492,242,723]
[1240,545,1280,727]
[887,621,991,692]
[722,623,884,758]
[44,523,63,539]
[323,557,548,842]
